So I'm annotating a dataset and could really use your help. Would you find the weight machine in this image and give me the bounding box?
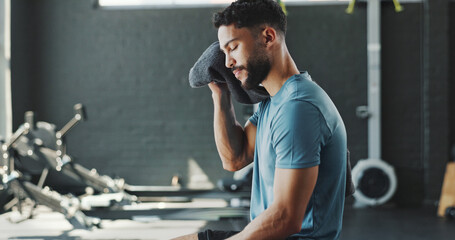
[0,104,249,229]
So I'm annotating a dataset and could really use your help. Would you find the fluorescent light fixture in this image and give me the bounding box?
[97,0,353,9]
[98,0,421,9]
[98,0,233,9]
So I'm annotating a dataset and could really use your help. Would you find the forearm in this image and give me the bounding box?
[212,92,248,171]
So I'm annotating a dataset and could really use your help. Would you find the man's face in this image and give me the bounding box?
[218,24,271,90]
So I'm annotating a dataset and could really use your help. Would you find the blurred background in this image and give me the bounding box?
[0,0,454,239]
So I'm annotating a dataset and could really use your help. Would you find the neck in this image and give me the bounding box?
[261,44,299,96]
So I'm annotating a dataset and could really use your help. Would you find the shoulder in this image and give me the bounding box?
[278,99,319,114]
[280,74,322,101]
[273,100,325,130]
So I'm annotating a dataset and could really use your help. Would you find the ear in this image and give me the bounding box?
[261,26,277,47]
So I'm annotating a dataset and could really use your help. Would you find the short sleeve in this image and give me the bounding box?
[272,100,327,169]
[248,102,262,126]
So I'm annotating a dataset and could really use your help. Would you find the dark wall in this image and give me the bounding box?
[381,3,425,206]
[10,0,452,205]
[424,0,451,205]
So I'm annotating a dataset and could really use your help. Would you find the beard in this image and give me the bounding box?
[242,46,271,90]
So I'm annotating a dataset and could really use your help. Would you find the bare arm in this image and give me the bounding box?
[228,166,319,239]
[209,82,255,171]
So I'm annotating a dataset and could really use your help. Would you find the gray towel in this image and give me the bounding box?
[189,41,269,104]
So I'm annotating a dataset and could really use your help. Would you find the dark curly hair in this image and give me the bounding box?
[213,0,287,36]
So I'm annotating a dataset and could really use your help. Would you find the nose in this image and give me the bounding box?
[225,53,235,69]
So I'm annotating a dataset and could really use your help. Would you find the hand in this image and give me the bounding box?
[208,82,230,100]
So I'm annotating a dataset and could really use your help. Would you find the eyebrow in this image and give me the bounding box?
[221,38,239,51]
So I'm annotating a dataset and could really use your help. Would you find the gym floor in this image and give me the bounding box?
[1,202,455,240]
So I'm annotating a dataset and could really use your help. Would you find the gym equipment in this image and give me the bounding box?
[12,105,249,201]
[351,159,397,206]
[0,104,250,228]
[0,119,100,228]
[351,0,397,207]
[13,105,127,195]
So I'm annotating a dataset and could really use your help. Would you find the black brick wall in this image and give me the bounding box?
[11,0,232,186]
[381,3,425,206]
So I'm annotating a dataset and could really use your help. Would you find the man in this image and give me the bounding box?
[175,0,346,239]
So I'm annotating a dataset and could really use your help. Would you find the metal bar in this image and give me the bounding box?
[57,117,79,139]
[70,163,118,192]
[21,180,96,229]
[3,123,30,174]
[124,184,250,200]
[21,181,62,213]
[83,207,249,221]
[37,167,49,188]
[0,0,11,140]
[24,111,34,131]
[4,125,28,150]
[367,0,382,159]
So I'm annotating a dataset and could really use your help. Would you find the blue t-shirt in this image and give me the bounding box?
[248,72,347,240]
